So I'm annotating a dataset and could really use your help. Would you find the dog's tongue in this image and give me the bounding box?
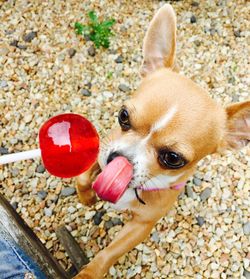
[92,156,133,203]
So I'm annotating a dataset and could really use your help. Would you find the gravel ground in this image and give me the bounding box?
[0,0,249,278]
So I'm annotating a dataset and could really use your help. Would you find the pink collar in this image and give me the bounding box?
[138,182,186,192]
[171,182,186,190]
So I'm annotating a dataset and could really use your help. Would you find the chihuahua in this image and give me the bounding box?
[74,4,250,279]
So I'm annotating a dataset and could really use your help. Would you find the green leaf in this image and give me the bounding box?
[82,25,91,34]
[74,22,84,34]
[102,38,110,48]
[89,32,96,42]
[102,19,115,28]
[107,71,113,79]
[88,11,98,23]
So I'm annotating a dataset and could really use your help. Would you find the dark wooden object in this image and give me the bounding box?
[0,193,69,279]
[56,226,89,272]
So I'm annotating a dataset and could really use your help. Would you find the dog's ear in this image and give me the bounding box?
[224,101,250,149]
[140,4,177,77]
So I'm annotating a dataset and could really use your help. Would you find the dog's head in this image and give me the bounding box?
[99,4,250,191]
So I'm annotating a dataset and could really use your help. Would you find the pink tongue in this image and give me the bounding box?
[92,156,133,203]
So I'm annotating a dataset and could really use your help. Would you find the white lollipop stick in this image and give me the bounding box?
[0,149,41,165]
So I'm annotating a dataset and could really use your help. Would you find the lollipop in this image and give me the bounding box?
[0,114,99,178]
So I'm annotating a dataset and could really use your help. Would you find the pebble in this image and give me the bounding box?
[68,48,76,58]
[51,194,59,203]
[211,262,219,270]
[194,40,201,47]
[190,15,197,23]
[118,84,130,92]
[55,251,65,260]
[0,147,8,155]
[178,191,185,200]
[11,168,19,177]
[115,55,123,63]
[30,178,38,188]
[37,190,48,200]
[186,185,194,198]
[151,231,160,243]
[46,240,53,250]
[9,40,18,47]
[17,44,27,50]
[44,207,52,217]
[234,30,241,38]
[9,39,27,50]
[222,189,231,200]
[80,88,92,96]
[61,187,76,197]
[112,217,123,226]
[145,272,153,279]
[49,181,58,189]
[193,177,202,186]
[84,34,91,41]
[109,266,117,277]
[103,91,113,98]
[88,45,96,57]
[104,220,114,230]
[244,269,250,279]
[196,216,205,227]
[68,206,76,214]
[0,46,9,56]
[11,202,18,210]
[23,31,37,42]
[84,82,92,89]
[93,210,106,225]
[232,94,239,102]
[24,114,33,123]
[0,80,8,88]
[36,164,45,173]
[85,211,96,220]
[191,1,199,6]
[210,28,216,36]
[200,187,212,201]
[127,266,141,278]
[243,222,250,235]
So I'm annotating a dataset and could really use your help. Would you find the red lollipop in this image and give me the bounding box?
[39,114,99,178]
[0,114,99,178]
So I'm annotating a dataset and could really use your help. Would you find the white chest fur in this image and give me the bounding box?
[110,188,136,211]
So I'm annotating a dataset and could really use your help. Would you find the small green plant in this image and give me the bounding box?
[107,71,113,79]
[75,11,115,49]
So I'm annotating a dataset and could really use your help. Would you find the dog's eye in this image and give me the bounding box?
[158,149,186,169]
[118,108,131,131]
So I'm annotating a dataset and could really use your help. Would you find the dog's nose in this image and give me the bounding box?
[107,151,121,164]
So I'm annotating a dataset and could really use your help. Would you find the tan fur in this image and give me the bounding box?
[74,4,250,278]
[140,4,177,76]
[225,101,250,148]
[76,162,100,206]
